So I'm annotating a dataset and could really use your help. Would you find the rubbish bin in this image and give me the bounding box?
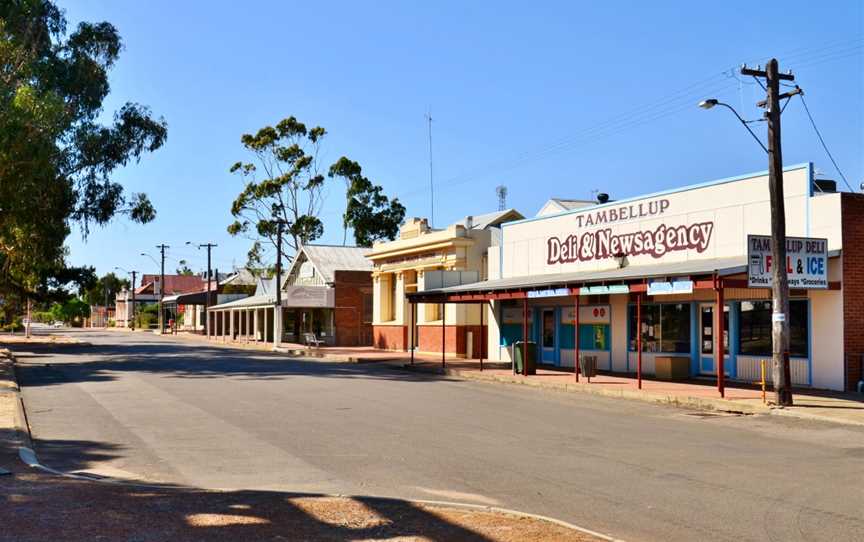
[579,354,597,378]
[513,341,537,375]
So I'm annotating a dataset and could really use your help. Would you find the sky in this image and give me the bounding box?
[62,0,863,280]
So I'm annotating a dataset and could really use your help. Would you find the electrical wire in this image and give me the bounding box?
[797,94,856,193]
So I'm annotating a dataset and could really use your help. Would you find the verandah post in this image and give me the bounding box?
[409,300,415,365]
[574,292,580,383]
[522,297,528,377]
[479,300,484,372]
[637,292,643,390]
[715,278,726,398]
[441,302,445,369]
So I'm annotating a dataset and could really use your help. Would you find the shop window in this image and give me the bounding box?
[579,324,610,351]
[542,311,555,348]
[424,302,441,322]
[628,303,690,353]
[739,300,808,358]
[362,292,373,324]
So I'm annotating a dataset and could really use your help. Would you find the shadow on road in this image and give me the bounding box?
[8,339,458,389]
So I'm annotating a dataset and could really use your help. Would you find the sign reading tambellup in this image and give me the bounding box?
[747,235,828,289]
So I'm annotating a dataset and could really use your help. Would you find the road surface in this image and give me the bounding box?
[11,329,864,542]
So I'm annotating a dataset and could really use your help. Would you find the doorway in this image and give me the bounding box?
[541,308,557,364]
[699,303,729,375]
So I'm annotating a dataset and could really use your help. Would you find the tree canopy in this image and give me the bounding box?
[80,272,129,306]
[228,116,404,265]
[328,157,405,247]
[0,0,167,314]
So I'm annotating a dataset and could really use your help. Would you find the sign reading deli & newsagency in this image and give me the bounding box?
[747,235,828,289]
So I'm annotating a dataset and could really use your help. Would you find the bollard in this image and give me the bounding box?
[760,359,766,404]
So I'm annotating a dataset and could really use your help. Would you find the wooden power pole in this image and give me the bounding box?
[741,59,799,406]
[156,244,169,333]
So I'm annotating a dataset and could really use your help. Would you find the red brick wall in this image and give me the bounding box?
[333,270,373,347]
[842,193,864,390]
[374,325,407,351]
[417,325,488,357]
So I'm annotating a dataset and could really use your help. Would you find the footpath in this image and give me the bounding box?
[0,344,610,542]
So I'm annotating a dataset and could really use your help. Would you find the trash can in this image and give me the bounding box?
[579,354,597,378]
[513,341,537,375]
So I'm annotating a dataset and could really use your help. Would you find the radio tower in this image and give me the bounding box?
[496,185,508,211]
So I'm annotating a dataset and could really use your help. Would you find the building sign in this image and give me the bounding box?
[747,235,828,289]
[579,285,630,295]
[563,305,610,325]
[647,280,694,295]
[571,199,670,228]
[282,286,335,308]
[527,287,570,299]
[502,306,533,324]
[547,222,714,265]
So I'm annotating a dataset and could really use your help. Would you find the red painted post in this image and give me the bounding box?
[637,293,643,390]
[522,298,529,377]
[409,301,415,365]
[479,301,484,372]
[441,302,446,370]
[716,282,725,398]
[574,294,580,383]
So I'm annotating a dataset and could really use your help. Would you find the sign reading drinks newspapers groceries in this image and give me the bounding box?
[747,235,828,289]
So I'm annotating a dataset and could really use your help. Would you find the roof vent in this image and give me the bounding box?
[597,193,610,204]
[465,215,474,229]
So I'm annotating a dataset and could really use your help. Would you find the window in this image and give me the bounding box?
[579,324,609,350]
[542,310,555,348]
[629,303,690,353]
[739,300,808,358]
[362,291,373,323]
[700,305,729,355]
[661,303,691,353]
[424,302,440,322]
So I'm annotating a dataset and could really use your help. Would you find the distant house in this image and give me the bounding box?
[115,274,205,328]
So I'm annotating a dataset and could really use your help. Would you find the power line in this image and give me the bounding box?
[798,93,855,192]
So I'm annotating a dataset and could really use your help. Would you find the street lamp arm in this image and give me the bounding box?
[709,101,769,154]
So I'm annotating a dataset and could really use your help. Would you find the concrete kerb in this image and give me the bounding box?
[0,350,622,541]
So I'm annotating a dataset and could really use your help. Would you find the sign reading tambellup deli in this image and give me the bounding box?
[747,235,827,289]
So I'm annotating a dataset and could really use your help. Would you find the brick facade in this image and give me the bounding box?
[842,193,864,390]
[416,324,488,358]
[374,325,408,351]
[334,270,373,347]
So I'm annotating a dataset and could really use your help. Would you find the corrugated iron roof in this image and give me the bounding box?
[413,256,749,296]
[293,245,372,283]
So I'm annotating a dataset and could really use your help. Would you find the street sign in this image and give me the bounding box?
[747,235,828,289]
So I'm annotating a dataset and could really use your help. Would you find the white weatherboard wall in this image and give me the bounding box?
[499,165,839,279]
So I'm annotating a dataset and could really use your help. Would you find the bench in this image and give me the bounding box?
[303,332,322,348]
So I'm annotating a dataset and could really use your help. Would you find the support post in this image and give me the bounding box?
[715,280,726,398]
[522,298,528,377]
[479,301,484,372]
[409,301,415,365]
[441,302,445,369]
[637,293,643,390]
[264,308,269,343]
[574,294,580,382]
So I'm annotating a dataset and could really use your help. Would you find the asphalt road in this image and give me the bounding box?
[11,329,864,542]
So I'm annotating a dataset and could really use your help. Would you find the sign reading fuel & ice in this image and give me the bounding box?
[747,235,828,289]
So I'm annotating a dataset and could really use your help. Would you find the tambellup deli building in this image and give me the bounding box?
[410,163,864,392]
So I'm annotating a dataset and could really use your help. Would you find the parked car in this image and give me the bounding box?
[52,321,64,328]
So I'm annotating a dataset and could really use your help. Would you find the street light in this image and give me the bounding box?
[698,98,768,153]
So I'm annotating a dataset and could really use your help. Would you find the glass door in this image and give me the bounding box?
[541,309,557,364]
[699,304,729,375]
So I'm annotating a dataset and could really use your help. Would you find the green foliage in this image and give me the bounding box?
[228,116,327,267]
[49,298,90,324]
[32,311,54,323]
[81,272,129,306]
[134,303,158,329]
[176,260,194,276]
[328,157,406,247]
[0,1,166,306]
[1,316,23,332]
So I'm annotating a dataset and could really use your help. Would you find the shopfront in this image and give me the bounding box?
[409,163,864,392]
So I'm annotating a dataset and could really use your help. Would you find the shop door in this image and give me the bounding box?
[699,304,729,375]
[541,309,557,364]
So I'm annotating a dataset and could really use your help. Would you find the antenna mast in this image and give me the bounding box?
[496,185,508,211]
[425,110,434,227]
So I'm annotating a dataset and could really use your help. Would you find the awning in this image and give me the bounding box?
[161,290,214,306]
[209,286,335,311]
[409,256,749,302]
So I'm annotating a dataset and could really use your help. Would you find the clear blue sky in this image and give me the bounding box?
[63,0,863,280]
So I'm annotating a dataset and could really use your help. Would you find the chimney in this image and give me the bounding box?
[597,193,610,204]
[465,215,474,229]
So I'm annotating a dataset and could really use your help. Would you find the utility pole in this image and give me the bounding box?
[425,111,434,227]
[741,59,798,406]
[274,221,284,348]
[195,243,217,335]
[156,244,169,333]
[130,271,137,331]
